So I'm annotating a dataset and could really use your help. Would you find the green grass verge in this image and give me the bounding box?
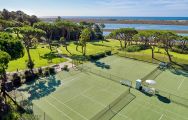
[7,45,67,72]
[7,40,188,72]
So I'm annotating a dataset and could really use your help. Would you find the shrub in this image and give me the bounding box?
[90,52,106,60]
[49,67,56,74]
[24,70,34,82]
[12,73,21,87]
[126,45,141,52]
[62,65,69,71]
[105,51,112,56]
[44,67,50,76]
[105,65,110,69]
[126,45,149,52]
[38,67,43,76]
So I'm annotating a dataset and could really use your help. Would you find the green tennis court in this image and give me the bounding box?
[17,55,188,120]
[153,69,188,99]
[18,69,131,120]
[82,55,158,85]
[112,89,188,120]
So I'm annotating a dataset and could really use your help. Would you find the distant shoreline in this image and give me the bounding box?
[40,17,188,34]
[41,17,188,26]
[104,29,188,34]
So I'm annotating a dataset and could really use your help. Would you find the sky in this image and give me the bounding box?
[0,0,188,17]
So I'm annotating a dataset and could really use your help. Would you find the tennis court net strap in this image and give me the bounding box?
[90,89,136,120]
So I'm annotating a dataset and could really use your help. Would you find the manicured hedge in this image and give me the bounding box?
[126,45,149,52]
[90,52,106,60]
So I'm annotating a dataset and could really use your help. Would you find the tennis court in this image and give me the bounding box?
[153,69,188,99]
[82,55,158,86]
[112,89,188,120]
[17,69,132,120]
[16,55,188,120]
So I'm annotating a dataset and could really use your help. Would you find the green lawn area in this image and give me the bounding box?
[7,45,67,72]
[59,41,117,56]
[7,39,188,72]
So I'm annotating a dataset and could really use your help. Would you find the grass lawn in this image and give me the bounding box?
[60,41,115,56]
[7,39,188,72]
[7,45,67,72]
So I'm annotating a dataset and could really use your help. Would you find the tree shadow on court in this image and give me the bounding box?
[169,65,188,77]
[91,61,111,70]
[18,75,61,101]
[155,94,171,104]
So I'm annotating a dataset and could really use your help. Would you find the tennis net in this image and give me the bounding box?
[90,88,135,120]
[141,67,162,82]
[156,89,188,108]
[78,66,132,87]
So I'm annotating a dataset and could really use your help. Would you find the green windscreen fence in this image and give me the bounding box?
[90,88,135,120]
[78,66,132,87]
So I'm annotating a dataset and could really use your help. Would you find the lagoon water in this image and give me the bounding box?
[104,24,188,31]
[62,16,188,21]
[103,31,188,36]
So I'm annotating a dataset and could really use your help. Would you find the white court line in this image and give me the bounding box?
[136,99,188,120]
[134,102,177,120]
[177,78,185,90]
[81,94,106,107]
[63,87,93,104]
[81,94,130,119]
[35,88,88,120]
[49,95,89,120]
[44,100,73,120]
[159,114,164,120]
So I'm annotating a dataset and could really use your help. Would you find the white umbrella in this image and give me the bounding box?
[145,80,156,85]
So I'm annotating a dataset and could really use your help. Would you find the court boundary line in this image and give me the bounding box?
[48,94,89,120]
[177,78,185,90]
[35,99,73,120]
[136,99,188,120]
[63,87,94,104]
[135,102,177,120]
[155,83,188,95]
[158,114,164,120]
[81,93,131,120]
[33,88,89,120]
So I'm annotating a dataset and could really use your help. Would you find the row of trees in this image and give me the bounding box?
[0,10,102,104]
[108,28,188,62]
[0,9,39,26]
[0,32,24,102]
